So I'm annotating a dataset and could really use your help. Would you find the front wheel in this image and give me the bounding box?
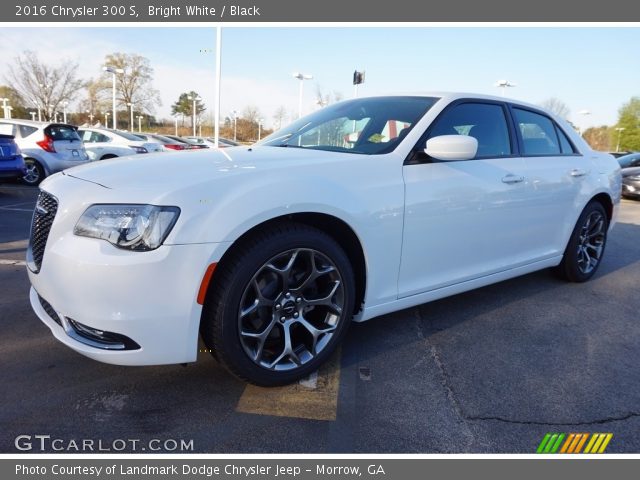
[556,201,609,282]
[200,223,355,386]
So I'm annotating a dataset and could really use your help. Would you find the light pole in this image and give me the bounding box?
[103,66,124,129]
[38,83,48,121]
[62,101,69,123]
[0,98,10,119]
[87,111,95,124]
[615,127,625,152]
[137,115,143,133]
[577,109,591,136]
[258,118,264,141]
[232,110,238,142]
[104,111,110,127]
[494,79,516,96]
[29,111,36,121]
[187,95,200,137]
[174,116,178,136]
[127,102,134,131]
[292,72,313,119]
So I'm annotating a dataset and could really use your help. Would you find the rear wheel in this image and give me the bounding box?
[200,223,355,386]
[22,158,44,186]
[556,201,608,282]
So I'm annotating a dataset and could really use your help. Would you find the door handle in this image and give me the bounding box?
[502,174,525,184]
[570,169,588,177]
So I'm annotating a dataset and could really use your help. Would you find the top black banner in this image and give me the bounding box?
[5,0,640,22]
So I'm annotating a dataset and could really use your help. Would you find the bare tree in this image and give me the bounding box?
[101,53,161,116]
[242,105,261,124]
[78,78,110,125]
[540,97,570,119]
[273,105,288,130]
[5,51,84,121]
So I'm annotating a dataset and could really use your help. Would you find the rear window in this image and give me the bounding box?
[115,130,144,141]
[18,125,38,138]
[45,125,81,142]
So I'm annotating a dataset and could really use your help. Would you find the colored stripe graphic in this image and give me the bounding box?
[537,433,612,454]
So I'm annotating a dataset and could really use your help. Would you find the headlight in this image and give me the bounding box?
[74,204,180,251]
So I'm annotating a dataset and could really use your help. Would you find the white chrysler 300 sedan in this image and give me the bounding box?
[27,93,621,385]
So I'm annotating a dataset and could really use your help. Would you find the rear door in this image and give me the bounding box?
[510,106,591,256]
[46,125,87,161]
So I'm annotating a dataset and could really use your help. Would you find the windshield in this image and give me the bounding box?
[112,130,145,141]
[258,96,437,155]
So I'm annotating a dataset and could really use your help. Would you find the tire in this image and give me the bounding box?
[200,223,355,386]
[556,201,609,282]
[22,158,45,186]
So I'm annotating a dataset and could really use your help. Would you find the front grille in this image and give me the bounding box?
[27,191,58,273]
[38,294,62,326]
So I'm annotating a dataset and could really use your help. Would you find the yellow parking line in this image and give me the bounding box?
[236,349,341,421]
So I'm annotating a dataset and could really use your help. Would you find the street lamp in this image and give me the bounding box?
[62,101,69,123]
[174,115,178,136]
[0,98,10,119]
[104,111,110,127]
[615,127,625,153]
[231,110,238,142]
[577,109,591,136]
[29,111,36,121]
[292,72,313,119]
[103,65,124,129]
[258,118,264,141]
[187,95,201,137]
[494,79,516,96]
[86,110,95,124]
[127,103,134,131]
[137,115,143,133]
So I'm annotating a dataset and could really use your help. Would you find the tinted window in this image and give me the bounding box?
[18,125,38,138]
[513,108,561,156]
[556,126,575,154]
[618,153,640,168]
[428,103,511,158]
[114,130,145,141]
[45,125,80,142]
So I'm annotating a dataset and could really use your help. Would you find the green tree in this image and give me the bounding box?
[171,91,206,128]
[0,85,28,119]
[615,97,640,152]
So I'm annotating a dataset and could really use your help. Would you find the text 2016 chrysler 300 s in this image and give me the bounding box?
[27,93,621,385]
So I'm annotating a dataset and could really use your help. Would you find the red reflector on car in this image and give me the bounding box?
[197,263,218,305]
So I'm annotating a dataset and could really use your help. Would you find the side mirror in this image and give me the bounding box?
[424,135,478,161]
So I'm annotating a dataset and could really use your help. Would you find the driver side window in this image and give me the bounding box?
[429,103,512,159]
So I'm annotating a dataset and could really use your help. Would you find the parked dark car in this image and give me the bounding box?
[135,133,193,151]
[163,134,206,149]
[0,134,27,182]
[617,152,640,169]
[622,166,640,199]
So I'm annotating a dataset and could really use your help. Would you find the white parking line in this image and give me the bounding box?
[0,259,26,266]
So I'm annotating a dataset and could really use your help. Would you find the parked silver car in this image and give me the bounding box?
[78,127,163,155]
[0,119,89,186]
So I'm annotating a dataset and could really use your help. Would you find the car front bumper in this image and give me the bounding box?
[28,233,228,366]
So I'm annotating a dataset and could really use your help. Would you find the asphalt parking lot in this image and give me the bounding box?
[1,182,639,453]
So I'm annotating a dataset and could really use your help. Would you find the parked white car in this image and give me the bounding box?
[85,143,138,161]
[77,127,163,155]
[27,93,621,386]
[0,119,89,185]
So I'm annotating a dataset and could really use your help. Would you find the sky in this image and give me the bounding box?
[0,26,638,130]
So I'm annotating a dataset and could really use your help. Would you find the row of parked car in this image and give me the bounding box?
[0,119,240,186]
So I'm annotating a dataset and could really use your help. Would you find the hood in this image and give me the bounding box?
[63,146,346,190]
